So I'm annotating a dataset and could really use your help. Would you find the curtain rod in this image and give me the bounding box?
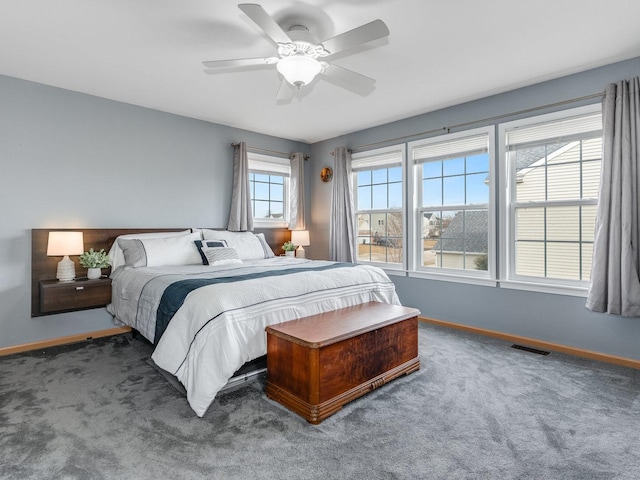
[231,143,309,160]
[342,91,604,154]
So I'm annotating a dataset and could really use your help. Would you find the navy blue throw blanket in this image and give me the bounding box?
[154,263,353,343]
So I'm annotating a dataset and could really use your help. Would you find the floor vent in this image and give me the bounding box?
[511,344,550,356]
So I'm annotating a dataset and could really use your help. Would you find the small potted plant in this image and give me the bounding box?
[79,248,111,279]
[282,241,296,257]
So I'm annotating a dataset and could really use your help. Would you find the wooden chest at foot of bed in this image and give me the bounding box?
[265,302,421,424]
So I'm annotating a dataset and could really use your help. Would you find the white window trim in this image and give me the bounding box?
[253,218,290,229]
[498,103,602,296]
[248,152,290,229]
[352,143,407,270]
[407,125,496,284]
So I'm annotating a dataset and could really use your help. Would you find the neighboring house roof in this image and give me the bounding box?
[515,142,568,171]
[480,143,569,184]
[433,210,488,254]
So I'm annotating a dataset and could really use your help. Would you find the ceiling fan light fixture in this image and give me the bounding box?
[276,55,322,88]
[203,5,390,99]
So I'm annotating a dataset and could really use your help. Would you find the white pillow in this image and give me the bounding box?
[118,232,203,268]
[201,230,274,260]
[201,246,242,266]
[108,230,193,270]
[255,233,276,258]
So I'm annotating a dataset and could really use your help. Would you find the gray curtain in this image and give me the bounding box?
[227,142,254,232]
[329,147,356,262]
[586,77,640,316]
[289,152,306,230]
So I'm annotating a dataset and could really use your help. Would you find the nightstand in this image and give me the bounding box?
[39,277,112,314]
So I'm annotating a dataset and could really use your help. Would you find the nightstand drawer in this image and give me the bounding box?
[39,278,112,314]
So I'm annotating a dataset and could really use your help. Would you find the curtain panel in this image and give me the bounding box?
[227,142,254,232]
[586,77,640,316]
[329,147,356,262]
[289,152,306,230]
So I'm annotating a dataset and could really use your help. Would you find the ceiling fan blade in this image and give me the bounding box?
[321,19,389,56]
[321,64,376,95]
[238,4,291,46]
[275,79,294,103]
[202,57,277,69]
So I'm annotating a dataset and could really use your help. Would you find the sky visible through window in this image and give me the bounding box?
[422,154,489,207]
[357,154,490,209]
[357,167,402,210]
[250,172,284,219]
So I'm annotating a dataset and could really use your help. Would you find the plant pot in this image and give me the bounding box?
[87,268,102,280]
[285,251,295,257]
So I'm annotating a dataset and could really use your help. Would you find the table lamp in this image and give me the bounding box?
[47,231,84,282]
[291,230,310,259]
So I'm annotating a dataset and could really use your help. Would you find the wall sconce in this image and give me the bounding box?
[320,167,333,183]
[47,231,84,282]
[291,230,310,259]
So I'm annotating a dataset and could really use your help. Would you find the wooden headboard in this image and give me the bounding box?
[31,228,291,317]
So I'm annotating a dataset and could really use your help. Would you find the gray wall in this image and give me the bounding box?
[308,56,640,360]
[0,75,308,349]
[3,57,639,359]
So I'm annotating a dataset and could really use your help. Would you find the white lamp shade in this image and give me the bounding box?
[47,231,83,282]
[47,231,84,256]
[291,230,310,247]
[276,56,322,87]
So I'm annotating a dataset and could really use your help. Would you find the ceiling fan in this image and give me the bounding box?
[202,3,390,101]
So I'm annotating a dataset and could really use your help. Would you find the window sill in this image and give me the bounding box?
[253,221,289,229]
[381,268,408,277]
[409,270,497,287]
[498,280,589,297]
[356,262,407,277]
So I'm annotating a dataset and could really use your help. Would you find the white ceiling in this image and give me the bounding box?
[1,1,639,144]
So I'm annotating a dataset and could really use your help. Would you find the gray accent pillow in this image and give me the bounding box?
[117,239,147,267]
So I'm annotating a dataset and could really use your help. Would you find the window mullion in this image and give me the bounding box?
[513,198,597,208]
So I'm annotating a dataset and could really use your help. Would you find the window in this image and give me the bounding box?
[409,127,494,279]
[248,153,290,227]
[500,105,602,290]
[352,145,405,268]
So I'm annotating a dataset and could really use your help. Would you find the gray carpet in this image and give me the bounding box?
[1,323,639,480]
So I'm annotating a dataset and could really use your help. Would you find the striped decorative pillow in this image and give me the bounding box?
[194,240,228,265]
[201,246,242,266]
[201,230,274,260]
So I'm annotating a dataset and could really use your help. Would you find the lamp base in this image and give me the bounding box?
[56,255,76,282]
[296,246,306,259]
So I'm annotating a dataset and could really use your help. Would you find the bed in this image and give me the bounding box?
[104,229,400,416]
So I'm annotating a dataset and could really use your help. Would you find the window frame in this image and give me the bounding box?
[351,144,407,272]
[498,103,603,296]
[408,126,496,286]
[248,152,290,229]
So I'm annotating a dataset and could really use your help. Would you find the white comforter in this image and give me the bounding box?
[108,257,399,417]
